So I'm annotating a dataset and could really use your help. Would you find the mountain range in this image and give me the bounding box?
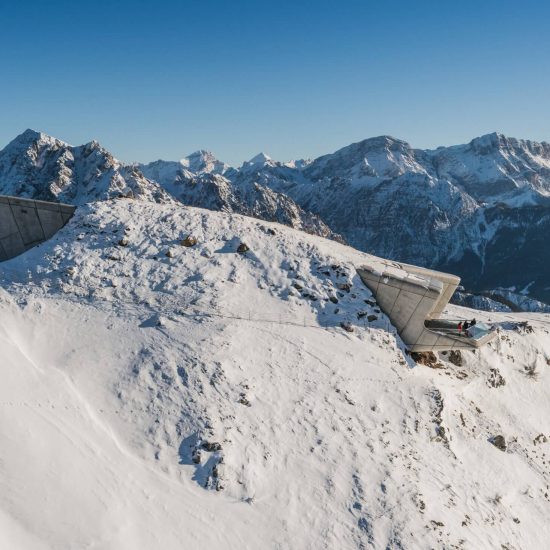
[1,129,549,304]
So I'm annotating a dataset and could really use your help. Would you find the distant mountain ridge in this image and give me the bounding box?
[216,132,550,304]
[0,130,340,242]
[2,129,550,304]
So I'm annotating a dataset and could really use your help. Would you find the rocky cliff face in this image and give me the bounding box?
[0,130,169,205]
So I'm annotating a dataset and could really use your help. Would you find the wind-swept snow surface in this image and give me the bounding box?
[1,199,550,549]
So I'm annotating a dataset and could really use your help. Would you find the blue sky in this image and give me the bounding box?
[1,0,549,165]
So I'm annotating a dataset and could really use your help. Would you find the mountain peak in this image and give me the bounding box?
[469,132,507,149]
[180,150,228,175]
[468,132,550,156]
[185,149,216,161]
[3,129,65,152]
[19,128,43,141]
[247,152,272,165]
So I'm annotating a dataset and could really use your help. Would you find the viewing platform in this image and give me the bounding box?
[357,260,497,352]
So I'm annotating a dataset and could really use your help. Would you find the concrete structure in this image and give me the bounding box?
[0,195,75,262]
[357,259,496,352]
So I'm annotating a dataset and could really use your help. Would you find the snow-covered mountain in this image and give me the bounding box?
[3,129,550,305]
[0,130,338,242]
[1,198,550,549]
[140,152,340,241]
[139,149,230,184]
[0,129,169,204]
[229,133,550,305]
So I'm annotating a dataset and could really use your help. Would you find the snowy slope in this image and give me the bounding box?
[1,199,550,549]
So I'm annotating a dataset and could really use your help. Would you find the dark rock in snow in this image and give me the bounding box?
[447,350,463,367]
[237,242,249,254]
[489,435,507,451]
[337,282,352,293]
[181,235,198,247]
[411,351,443,368]
[202,441,222,452]
[487,368,506,388]
[192,449,202,464]
[340,321,354,333]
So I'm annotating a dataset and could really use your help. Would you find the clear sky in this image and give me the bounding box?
[1,0,549,165]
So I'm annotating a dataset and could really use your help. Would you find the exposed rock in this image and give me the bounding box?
[0,129,169,205]
[411,352,444,368]
[166,249,175,258]
[523,363,539,379]
[329,295,338,304]
[237,242,249,254]
[238,393,251,407]
[516,321,534,334]
[202,441,222,452]
[489,435,507,451]
[192,448,202,464]
[340,321,354,333]
[117,236,129,247]
[181,235,197,247]
[367,314,378,322]
[447,350,463,367]
[487,368,506,388]
[337,282,352,293]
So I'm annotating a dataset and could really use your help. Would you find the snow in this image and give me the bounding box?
[0,131,168,205]
[246,152,272,165]
[2,198,550,549]
[4,128,550,306]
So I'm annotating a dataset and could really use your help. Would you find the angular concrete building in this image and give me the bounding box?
[357,259,496,352]
[0,195,75,262]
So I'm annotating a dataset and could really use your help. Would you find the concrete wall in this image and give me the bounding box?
[0,195,75,262]
[357,261,495,352]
